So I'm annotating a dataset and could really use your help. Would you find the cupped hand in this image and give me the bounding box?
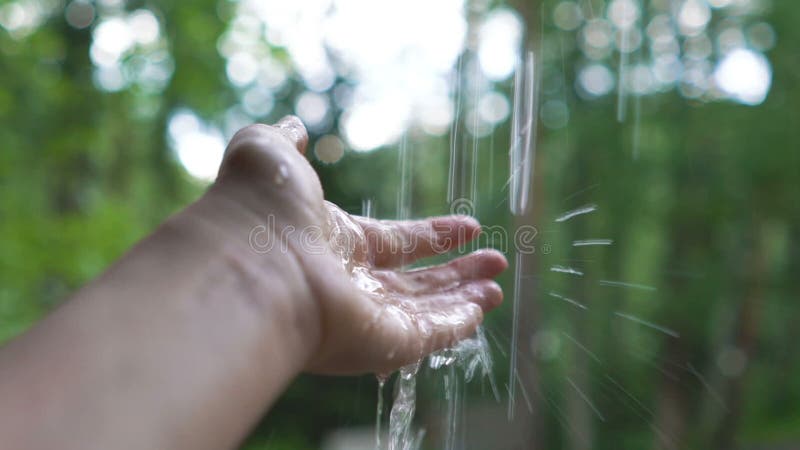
[215,117,507,375]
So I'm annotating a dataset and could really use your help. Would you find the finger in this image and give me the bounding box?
[413,279,504,313]
[370,249,507,294]
[413,280,502,355]
[353,215,482,268]
[274,115,309,154]
[402,249,508,293]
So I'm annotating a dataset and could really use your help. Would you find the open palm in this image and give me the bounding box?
[218,117,507,375]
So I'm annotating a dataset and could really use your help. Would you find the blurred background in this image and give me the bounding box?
[1,0,798,448]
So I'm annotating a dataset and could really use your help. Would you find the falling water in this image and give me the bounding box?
[383,330,498,450]
[443,364,461,450]
[470,58,482,208]
[507,48,538,422]
[376,376,386,449]
[353,0,704,446]
[507,252,523,420]
[632,92,643,160]
[362,198,374,219]
[616,31,630,123]
[397,135,411,220]
[508,50,537,217]
[388,363,424,450]
[447,54,466,205]
[430,327,499,448]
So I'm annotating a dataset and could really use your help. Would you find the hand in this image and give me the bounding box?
[213,117,508,375]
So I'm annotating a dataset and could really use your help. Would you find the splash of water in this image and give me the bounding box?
[550,265,585,276]
[385,329,498,450]
[548,291,588,310]
[573,239,613,246]
[554,204,598,222]
[562,332,601,363]
[598,279,656,291]
[429,327,499,449]
[567,376,606,422]
[614,312,680,338]
[429,327,499,392]
[686,363,728,411]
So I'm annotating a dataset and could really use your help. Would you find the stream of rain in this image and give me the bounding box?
[366,0,770,447]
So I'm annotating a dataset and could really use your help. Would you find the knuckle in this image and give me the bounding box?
[222,124,285,174]
[230,123,272,145]
[226,125,271,157]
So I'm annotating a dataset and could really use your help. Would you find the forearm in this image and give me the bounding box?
[0,191,316,450]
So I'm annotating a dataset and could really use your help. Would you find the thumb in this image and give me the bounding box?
[274,115,309,155]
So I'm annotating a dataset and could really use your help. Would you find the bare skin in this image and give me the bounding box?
[0,116,507,450]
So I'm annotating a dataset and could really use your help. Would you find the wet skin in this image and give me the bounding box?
[212,117,508,375]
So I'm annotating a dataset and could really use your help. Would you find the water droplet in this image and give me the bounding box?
[273,163,289,186]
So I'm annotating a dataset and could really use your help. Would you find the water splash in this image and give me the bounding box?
[548,291,588,310]
[554,204,597,222]
[598,279,656,291]
[388,363,424,450]
[383,330,499,450]
[573,239,613,246]
[614,312,680,338]
[566,376,606,422]
[428,328,498,449]
[686,363,729,411]
[562,332,601,363]
[514,370,534,413]
[550,265,585,276]
[604,374,652,416]
[564,183,600,202]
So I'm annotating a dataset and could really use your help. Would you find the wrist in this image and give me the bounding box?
[185,183,323,371]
